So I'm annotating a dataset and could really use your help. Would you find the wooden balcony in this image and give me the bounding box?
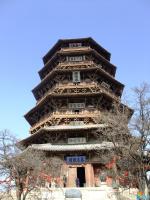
[36,82,120,106]
[30,110,101,134]
[55,81,96,87]
[52,82,120,100]
[52,109,101,117]
[57,60,94,69]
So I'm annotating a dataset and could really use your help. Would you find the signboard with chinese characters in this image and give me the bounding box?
[66,156,86,164]
[68,137,86,144]
[69,43,82,48]
[69,121,84,126]
[68,103,85,109]
[66,56,85,62]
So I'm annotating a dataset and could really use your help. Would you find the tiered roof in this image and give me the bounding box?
[19,124,106,147]
[26,142,114,152]
[42,37,111,66]
[20,37,131,146]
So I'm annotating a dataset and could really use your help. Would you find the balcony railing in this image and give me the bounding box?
[52,109,100,117]
[30,110,101,133]
[52,82,119,99]
[60,46,90,52]
[36,81,120,106]
[57,60,94,68]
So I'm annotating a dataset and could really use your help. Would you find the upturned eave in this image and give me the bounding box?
[42,37,111,65]
[40,48,114,74]
[18,124,106,148]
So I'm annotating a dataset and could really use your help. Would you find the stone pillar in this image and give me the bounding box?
[85,164,95,187]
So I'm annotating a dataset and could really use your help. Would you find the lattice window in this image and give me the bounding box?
[101,81,110,89]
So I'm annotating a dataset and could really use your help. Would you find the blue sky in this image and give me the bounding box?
[0,0,150,139]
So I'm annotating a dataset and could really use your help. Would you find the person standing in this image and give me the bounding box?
[63,175,67,187]
[76,177,80,187]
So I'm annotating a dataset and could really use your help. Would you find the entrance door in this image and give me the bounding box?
[77,167,85,187]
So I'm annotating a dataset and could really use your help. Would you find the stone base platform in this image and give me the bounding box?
[41,184,120,200]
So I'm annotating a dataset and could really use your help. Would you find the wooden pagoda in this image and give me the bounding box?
[19,37,127,187]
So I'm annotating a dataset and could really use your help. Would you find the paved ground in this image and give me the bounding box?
[41,184,121,200]
[1,184,136,199]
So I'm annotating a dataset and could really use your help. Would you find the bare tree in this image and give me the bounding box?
[0,130,18,199]
[0,130,63,200]
[95,83,150,195]
[131,83,150,194]
[95,104,133,186]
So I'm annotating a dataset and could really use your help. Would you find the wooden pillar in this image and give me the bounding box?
[67,166,77,187]
[85,164,95,187]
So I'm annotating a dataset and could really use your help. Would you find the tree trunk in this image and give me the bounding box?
[16,182,24,200]
[145,177,150,199]
[23,193,28,200]
[16,189,22,200]
[137,171,146,193]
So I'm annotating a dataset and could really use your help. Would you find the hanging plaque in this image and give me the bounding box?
[66,156,86,164]
[68,137,86,144]
[68,103,85,109]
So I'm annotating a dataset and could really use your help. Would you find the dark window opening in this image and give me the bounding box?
[74,109,80,114]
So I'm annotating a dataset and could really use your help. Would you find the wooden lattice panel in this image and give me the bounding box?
[30,112,101,134]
